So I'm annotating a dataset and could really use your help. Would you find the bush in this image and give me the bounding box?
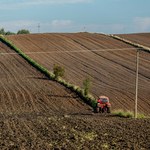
[83,77,91,96]
[5,31,15,35]
[112,109,134,118]
[137,113,147,119]
[17,29,30,34]
[0,28,5,35]
[53,64,65,79]
[112,109,148,118]
[0,28,15,35]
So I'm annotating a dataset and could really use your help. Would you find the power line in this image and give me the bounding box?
[1,47,149,62]
[37,23,40,33]
[0,47,141,56]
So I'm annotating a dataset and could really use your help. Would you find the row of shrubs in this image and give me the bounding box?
[0,28,30,35]
[108,34,150,53]
[0,35,97,108]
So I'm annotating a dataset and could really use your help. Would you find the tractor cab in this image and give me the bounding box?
[96,96,111,113]
[98,96,109,104]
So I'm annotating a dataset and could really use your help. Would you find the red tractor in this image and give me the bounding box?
[96,96,111,113]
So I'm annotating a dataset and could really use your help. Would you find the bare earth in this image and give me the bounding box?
[117,33,150,47]
[7,33,150,115]
[0,41,90,116]
[0,33,149,149]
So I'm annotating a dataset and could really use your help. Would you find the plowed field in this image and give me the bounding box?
[117,33,150,47]
[0,114,150,150]
[0,41,90,116]
[7,33,150,115]
[0,34,150,149]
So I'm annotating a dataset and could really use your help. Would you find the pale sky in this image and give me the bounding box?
[0,0,150,34]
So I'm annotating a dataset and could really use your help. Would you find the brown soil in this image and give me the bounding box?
[0,41,92,115]
[0,33,150,149]
[6,33,150,115]
[117,33,150,47]
[0,114,150,150]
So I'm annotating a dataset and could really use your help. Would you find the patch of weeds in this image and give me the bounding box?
[112,109,134,118]
[83,132,97,141]
[101,143,109,149]
[71,128,97,143]
[112,109,148,118]
[137,113,147,118]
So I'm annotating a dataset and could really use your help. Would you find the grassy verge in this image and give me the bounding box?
[0,35,96,108]
[112,109,147,118]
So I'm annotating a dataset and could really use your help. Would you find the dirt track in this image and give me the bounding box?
[7,33,150,115]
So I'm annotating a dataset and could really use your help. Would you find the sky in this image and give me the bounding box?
[0,0,150,34]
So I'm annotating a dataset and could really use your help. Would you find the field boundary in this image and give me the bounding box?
[106,34,150,53]
[0,35,96,108]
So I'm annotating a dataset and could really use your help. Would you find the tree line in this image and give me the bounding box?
[0,28,30,35]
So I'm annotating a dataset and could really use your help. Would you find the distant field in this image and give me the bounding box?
[6,33,150,115]
[117,33,150,47]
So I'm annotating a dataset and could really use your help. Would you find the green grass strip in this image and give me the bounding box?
[112,109,147,118]
[0,35,96,108]
[0,35,54,79]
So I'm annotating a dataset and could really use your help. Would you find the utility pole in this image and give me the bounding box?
[135,49,139,118]
[37,23,40,33]
[83,26,86,32]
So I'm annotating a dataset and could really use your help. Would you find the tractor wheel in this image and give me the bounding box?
[95,107,102,113]
[102,107,106,113]
[99,107,102,113]
[95,107,99,113]
[107,107,111,113]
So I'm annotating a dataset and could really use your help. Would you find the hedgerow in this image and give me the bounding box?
[0,35,96,108]
[107,34,150,53]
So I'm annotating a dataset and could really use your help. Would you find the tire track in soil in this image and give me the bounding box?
[0,81,15,113]
[1,39,92,115]
[0,82,9,113]
[0,60,16,113]
[1,47,51,113]
[0,54,30,113]
[9,58,39,113]
[0,55,35,113]
[6,33,150,114]
[0,34,150,149]
[1,41,42,113]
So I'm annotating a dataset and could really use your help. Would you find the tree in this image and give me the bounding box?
[17,29,30,34]
[0,28,5,35]
[0,28,15,35]
[5,31,15,35]
[83,77,91,96]
[53,64,65,79]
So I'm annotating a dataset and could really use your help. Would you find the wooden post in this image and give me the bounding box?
[135,49,139,118]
